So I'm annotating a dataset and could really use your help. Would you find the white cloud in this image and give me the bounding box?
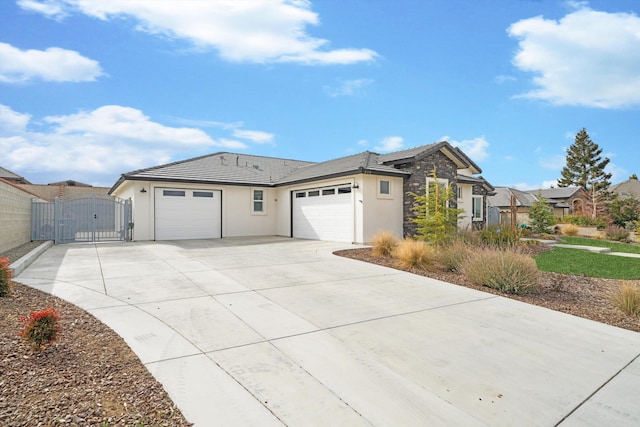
[444,136,490,162]
[324,78,374,97]
[0,105,30,133]
[17,0,66,18]
[508,5,640,108]
[0,104,246,183]
[374,136,404,153]
[20,0,378,65]
[0,42,104,83]
[232,129,274,144]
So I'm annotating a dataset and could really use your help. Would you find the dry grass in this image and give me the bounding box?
[611,281,640,316]
[561,224,579,236]
[438,240,474,272]
[393,238,439,271]
[371,231,400,257]
[461,246,539,294]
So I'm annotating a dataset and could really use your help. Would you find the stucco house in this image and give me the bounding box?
[109,141,494,244]
[488,186,586,227]
[611,176,640,200]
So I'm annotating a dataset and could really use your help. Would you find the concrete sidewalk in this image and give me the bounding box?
[15,237,640,426]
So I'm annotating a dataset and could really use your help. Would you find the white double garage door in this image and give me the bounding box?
[154,185,354,242]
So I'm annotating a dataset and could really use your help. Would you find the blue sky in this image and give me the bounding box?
[1,0,639,189]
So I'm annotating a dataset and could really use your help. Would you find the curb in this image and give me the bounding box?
[9,241,54,277]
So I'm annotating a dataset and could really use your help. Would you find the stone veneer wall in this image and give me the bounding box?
[394,151,459,237]
[0,180,33,253]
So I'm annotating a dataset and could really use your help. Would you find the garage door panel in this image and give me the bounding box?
[292,186,353,243]
[155,188,221,240]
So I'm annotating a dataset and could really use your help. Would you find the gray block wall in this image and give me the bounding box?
[0,181,33,253]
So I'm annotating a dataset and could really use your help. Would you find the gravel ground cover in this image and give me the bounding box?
[1,242,192,426]
[335,245,640,334]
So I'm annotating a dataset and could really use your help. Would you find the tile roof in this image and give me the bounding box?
[117,152,314,187]
[611,178,640,199]
[277,151,407,185]
[0,166,30,184]
[110,142,488,193]
[378,141,482,174]
[489,187,538,207]
[526,187,582,199]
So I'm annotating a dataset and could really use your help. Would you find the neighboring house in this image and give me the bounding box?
[527,187,587,217]
[610,176,640,200]
[109,141,494,244]
[488,186,586,227]
[0,166,31,184]
[17,181,112,202]
[488,187,539,227]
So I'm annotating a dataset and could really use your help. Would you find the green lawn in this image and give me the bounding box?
[534,247,640,279]
[558,236,640,254]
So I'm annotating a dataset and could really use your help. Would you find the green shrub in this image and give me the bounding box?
[0,257,12,297]
[19,306,62,350]
[393,238,439,271]
[461,247,539,294]
[611,281,640,316]
[606,227,630,242]
[478,225,519,248]
[371,231,399,257]
[439,240,474,272]
[562,214,608,229]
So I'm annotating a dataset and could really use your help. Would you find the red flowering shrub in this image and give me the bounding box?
[0,256,12,297]
[19,306,62,350]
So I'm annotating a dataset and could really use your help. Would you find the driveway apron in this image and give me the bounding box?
[16,237,640,426]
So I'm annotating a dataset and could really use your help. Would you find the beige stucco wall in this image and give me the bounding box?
[359,174,404,243]
[457,183,473,230]
[113,181,277,241]
[0,180,34,253]
[115,174,404,244]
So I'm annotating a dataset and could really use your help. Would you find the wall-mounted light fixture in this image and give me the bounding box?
[352,183,360,189]
[140,188,147,193]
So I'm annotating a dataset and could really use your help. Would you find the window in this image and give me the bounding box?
[163,190,185,197]
[295,192,306,198]
[322,189,335,196]
[252,189,264,213]
[426,177,449,207]
[338,187,352,194]
[379,180,390,195]
[472,196,483,221]
[193,191,213,198]
[457,186,462,200]
[308,190,320,197]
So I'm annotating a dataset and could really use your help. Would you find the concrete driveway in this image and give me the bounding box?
[16,237,640,426]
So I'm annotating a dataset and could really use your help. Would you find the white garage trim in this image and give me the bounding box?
[154,188,222,240]
[292,184,353,243]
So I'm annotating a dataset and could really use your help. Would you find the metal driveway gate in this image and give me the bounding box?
[32,197,132,244]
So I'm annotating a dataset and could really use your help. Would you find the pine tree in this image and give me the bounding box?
[558,128,612,218]
[408,168,463,244]
[529,192,555,234]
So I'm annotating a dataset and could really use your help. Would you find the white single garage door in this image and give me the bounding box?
[155,188,222,240]
[292,185,353,242]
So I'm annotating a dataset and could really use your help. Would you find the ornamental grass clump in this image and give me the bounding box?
[371,231,399,257]
[0,256,12,297]
[611,281,640,316]
[461,247,539,294]
[438,239,474,273]
[561,224,579,236]
[393,238,439,271]
[19,306,62,350]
